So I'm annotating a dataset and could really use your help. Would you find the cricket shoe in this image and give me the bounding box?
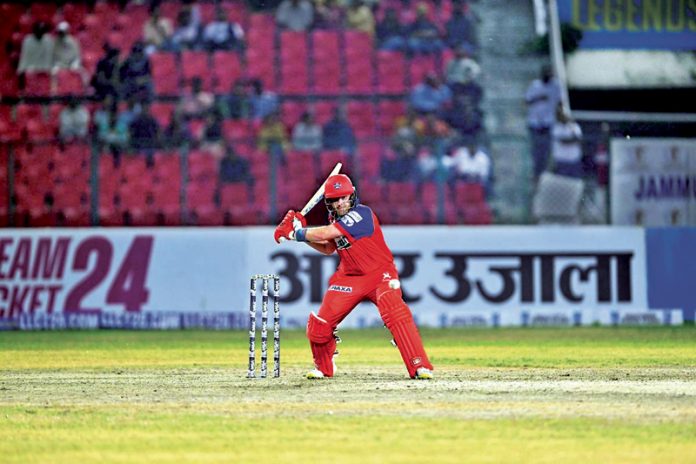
[415,367,433,380]
[306,352,338,380]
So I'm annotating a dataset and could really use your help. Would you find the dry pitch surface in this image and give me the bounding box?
[1,328,695,463]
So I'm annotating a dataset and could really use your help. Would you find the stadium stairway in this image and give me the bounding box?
[475,0,548,223]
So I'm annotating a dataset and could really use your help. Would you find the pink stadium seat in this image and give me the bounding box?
[212,51,243,93]
[181,51,211,88]
[320,150,349,176]
[23,72,51,97]
[344,54,373,94]
[223,119,254,141]
[409,55,438,86]
[150,102,175,127]
[313,101,336,126]
[454,182,485,204]
[377,100,406,135]
[347,101,377,138]
[280,33,309,95]
[376,51,406,94]
[245,45,275,91]
[281,101,307,128]
[280,31,308,60]
[187,150,218,181]
[53,69,85,96]
[312,30,341,94]
[357,142,383,180]
[149,52,179,95]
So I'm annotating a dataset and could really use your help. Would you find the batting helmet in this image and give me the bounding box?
[324,174,355,199]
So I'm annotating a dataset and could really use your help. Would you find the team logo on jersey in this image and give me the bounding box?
[341,211,363,227]
[329,285,353,293]
[335,236,351,250]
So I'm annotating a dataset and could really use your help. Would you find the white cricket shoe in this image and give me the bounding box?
[306,368,326,379]
[415,367,433,380]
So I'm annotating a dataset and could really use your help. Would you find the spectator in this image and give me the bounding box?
[201,108,225,149]
[257,112,289,153]
[94,101,129,166]
[409,73,452,115]
[90,44,121,100]
[163,109,192,149]
[220,79,249,120]
[276,0,314,31]
[525,64,561,180]
[203,6,245,51]
[17,22,54,74]
[59,98,90,142]
[119,99,141,128]
[445,1,477,49]
[179,76,214,118]
[406,3,444,54]
[292,111,322,152]
[119,42,153,101]
[313,0,343,29]
[413,113,451,142]
[322,107,356,154]
[446,138,491,187]
[219,144,253,185]
[444,93,483,139]
[143,6,174,54]
[129,102,161,167]
[376,8,407,51]
[382,138,416,182]
[249,79,279,122]
[172,4,202,50]
[415,146,438,184]
[550,104,583,178]
[445,45,481,96]
[51,21,81,72]
[345,0,375,36]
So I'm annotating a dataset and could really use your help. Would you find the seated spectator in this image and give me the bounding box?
[143,5,174,54]
[406,3,444,54]
[345,0,375,36]
[415,146,438,184]
[446,138,491,187]
[445,45,481,96]
[313,0,343,29]
[179,77,214,119]
[445,1,477,50]
[51,21,81,72]
[119,42,153,101]
[382,138,416,182]
[17,21,54,74]
[203,6,245,51]
[322,107,356,154]
[276,0,314,31]
[551,104,583,178]
[201,108,225,150]
[376,8,407,51]
[444,94,483,139]
[129,103,161,167]
[292,111,322,152]
[219,144,253,185]
[257,112,289,154]
[172,4,202,50]
[94,101,129,166]
[119,99,141,129]
[219,79,249,120]
[91,44,121,100]
[249,79,279,122]
[413,113,452,142]
[59,98,90,142]
[409,73,452,115]
[163,109,192,149]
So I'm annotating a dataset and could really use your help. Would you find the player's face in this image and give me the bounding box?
[327,194,352,216]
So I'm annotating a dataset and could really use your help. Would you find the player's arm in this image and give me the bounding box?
[304,238,337,255]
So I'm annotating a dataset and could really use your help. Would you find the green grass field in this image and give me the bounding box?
[1,327,695,464]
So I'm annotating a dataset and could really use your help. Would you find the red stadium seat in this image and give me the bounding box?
[408,55,438,86]
[319,150,349,176]
[181,51,211,88]
[223,119,254,142]
[357,142,383,180]
[245,45,275,91]
[212,51,243,93]
[53,69,85,96]
[377,100,406,135]
[376,51,406,94]
[23,72,51,97]
[346,101,377,138]
[149,52,179,95]
[187,150,218,181]
[150,102,175,128]
[454,182,485,204]
[312,31,341,95]
[280,101,307,129]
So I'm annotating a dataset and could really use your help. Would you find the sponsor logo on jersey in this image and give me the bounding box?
[382,272,392,281]
[335,236,351,250]
[329,285,353,293]
[341,211,363,227]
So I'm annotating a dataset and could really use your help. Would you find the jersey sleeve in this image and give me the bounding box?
[333,205,375,241]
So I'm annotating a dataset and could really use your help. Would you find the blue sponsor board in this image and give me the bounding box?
[558,0,696,50]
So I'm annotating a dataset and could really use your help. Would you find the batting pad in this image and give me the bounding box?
[306,312,336,377]
[377,291,433,378]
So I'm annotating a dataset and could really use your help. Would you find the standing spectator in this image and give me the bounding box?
[59,98,90,142]
[446,138,491,187]
[292,111,322,152]
[376,8,407,51]
[406,3,444,55]
[276,0,314,31]
[119,42,153,101]
[249,79,279,122]
[219,144,252,185]
[345,0,375,36]
[409,73,452,115]
[143,6,174,54]
[172,4,202,50]
[90,44,121,100]
[220,79,249,120]
[17,22,54,74]
[445,1,477,50]
[525,64,561,180]
[203,7,245,51]
[51,21,81,72]
[322,107,356,154]
[257,112,289,153]
[550,104,583,178]
[179,76,214,118]
[445,45,481,96]
[129,103,161,167]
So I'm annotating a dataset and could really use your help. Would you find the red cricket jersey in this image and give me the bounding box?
[331,204,396,276]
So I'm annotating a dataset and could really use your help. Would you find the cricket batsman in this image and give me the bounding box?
[274,173,434,380]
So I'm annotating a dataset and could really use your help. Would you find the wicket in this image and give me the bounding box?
[247,274,281,378]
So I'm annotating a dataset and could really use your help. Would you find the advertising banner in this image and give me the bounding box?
[610,138,696,226]
[1,226,677,330]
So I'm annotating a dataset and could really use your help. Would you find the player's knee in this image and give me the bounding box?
[306,311,335,344]
[376,290,411,327]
